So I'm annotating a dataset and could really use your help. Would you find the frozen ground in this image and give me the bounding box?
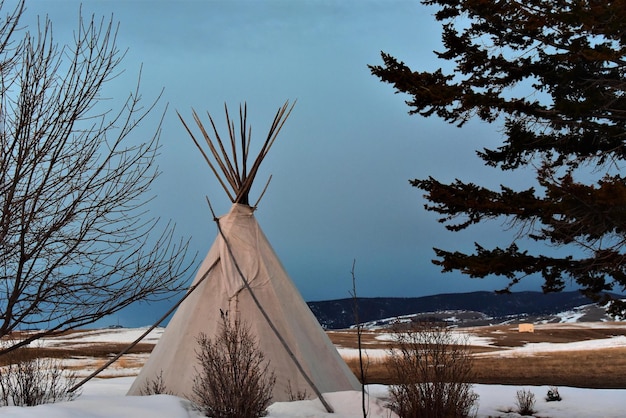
[2,323,626,417]
[338,322,626,360]
[1,377,625,417]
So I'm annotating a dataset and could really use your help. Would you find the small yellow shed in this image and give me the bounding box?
[518,323,534,333]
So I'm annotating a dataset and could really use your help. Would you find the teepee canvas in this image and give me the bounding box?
[127,102,360,404]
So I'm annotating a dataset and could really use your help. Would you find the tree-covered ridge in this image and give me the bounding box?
[370,0,626,314]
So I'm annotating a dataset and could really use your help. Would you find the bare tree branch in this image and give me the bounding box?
[0,2,194,354]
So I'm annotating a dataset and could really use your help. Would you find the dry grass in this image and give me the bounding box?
[471,347,626,388]
[344,356,390,383]
[0,343,154,367]
[3,324,626,388]
[330,325,626,388]
[469,322,626,347]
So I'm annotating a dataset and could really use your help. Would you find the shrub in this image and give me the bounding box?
[0,345,79,406]
[387,322,479,418]
[545,386,561,402]
[515,389,536,415]
[285,380,309,401]
[191,314,276,418]
[140,370,171,396]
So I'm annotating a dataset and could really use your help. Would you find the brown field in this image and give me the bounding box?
[3,323,626,388]
[329,323,626,389]
[341,348,626,388]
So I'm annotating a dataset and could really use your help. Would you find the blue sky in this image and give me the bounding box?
[22,0,546,327]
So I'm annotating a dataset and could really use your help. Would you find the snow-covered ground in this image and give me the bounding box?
[338,323,626,360]
[480,334,626,358]
[2,323,626,417]
[39,328,164,348]
[1,377,625,417]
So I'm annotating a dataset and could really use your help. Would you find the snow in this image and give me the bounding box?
[482,334,626,357]
[337,347,388,360]
[475,384,626,418]
[1,378,625,418]
[2,324,626,417]
[40,328,164,348]
[374,331,495,347]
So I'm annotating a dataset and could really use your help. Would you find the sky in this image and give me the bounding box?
[19,0,549,327]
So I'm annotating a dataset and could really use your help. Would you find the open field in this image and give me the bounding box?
[3,322,626,388]
[330,322,626,388]
[342,346,626,388]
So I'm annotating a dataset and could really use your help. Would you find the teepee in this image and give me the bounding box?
[127,101,360,407]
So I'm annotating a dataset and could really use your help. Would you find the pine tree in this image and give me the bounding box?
[370,0,626,315]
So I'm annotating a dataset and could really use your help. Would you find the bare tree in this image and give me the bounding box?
[0,1,193,354]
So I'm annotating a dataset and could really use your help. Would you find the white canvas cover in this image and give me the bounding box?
[127,203,360,401]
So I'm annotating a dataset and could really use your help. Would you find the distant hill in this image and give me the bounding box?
[306,291,623,329]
